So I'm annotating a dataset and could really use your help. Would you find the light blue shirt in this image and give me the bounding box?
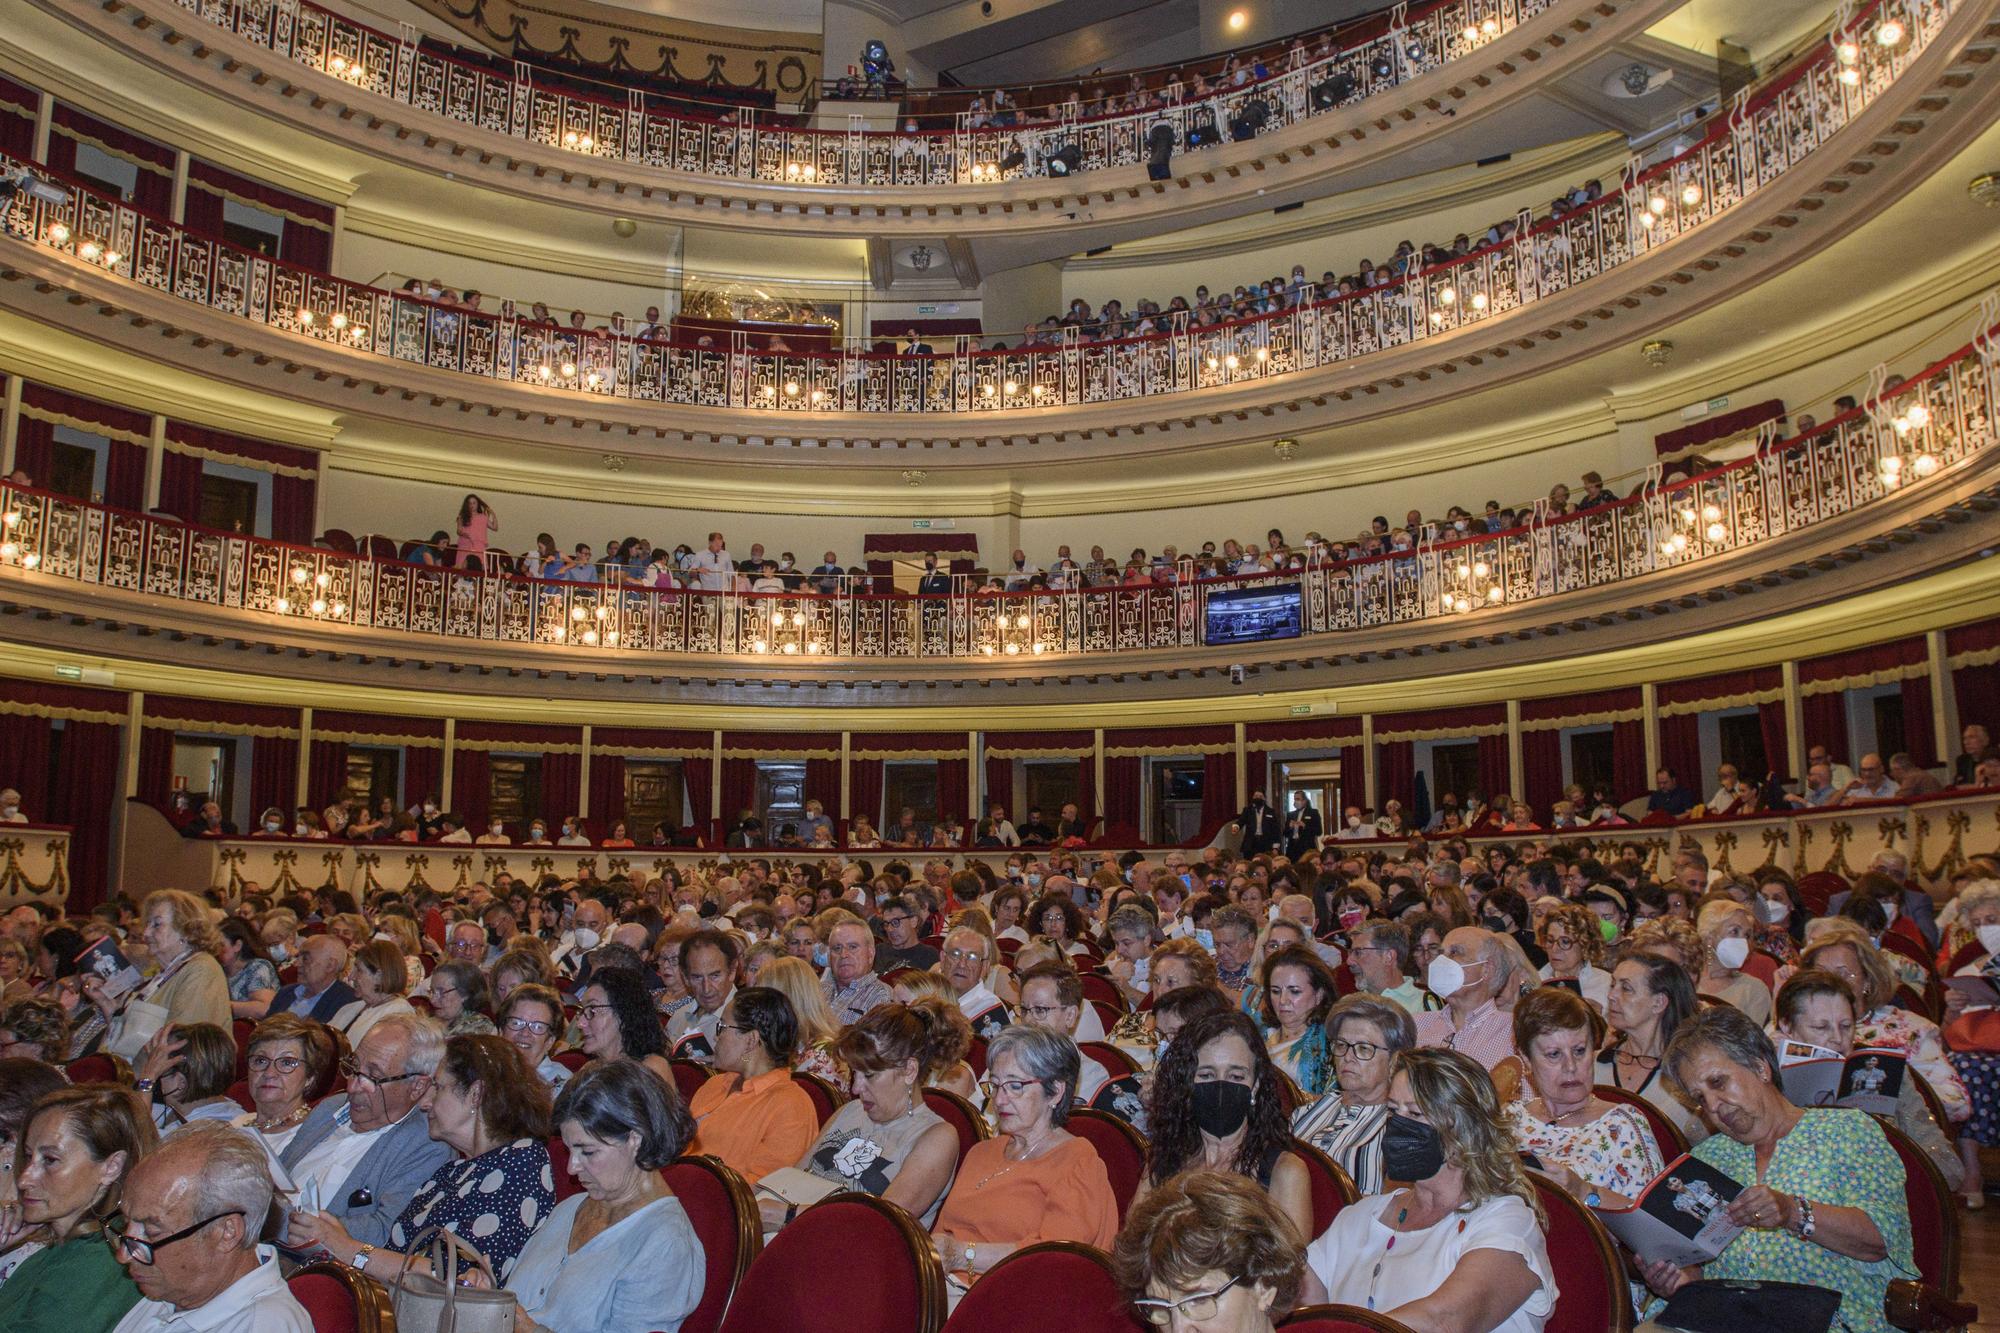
[505,1194,704,1333]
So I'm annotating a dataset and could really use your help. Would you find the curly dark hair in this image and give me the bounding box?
[1143,1009,1291,1188]
[1255,945,1339,1032]
[1029,893,1087,944]
[582,966,666,1061]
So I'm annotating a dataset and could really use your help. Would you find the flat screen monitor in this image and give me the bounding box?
[1204,582,1303,645]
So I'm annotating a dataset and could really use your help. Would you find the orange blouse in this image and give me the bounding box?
[687,1067,821,1185]
[932,1134,1119,1251]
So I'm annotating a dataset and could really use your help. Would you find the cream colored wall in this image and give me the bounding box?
[338,230,681,325]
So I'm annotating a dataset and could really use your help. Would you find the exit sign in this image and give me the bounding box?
[1289,705,1313,716]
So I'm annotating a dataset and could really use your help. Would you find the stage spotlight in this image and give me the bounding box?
[1046,142,1083,176]
[1310,71,1356,109]
[1185,107,1220,149]
[999,147,1027,171]
[1228,97,1270,141]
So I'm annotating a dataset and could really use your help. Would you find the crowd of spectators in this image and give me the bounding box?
[4,771,1991,1331]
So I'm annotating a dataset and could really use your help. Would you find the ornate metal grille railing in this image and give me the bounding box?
[2,307,1992,661]
[0,0,1945,416]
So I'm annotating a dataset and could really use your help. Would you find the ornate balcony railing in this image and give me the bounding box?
[0,0,1947,418]
[152,0,1550,187]
[2,309,1993,660]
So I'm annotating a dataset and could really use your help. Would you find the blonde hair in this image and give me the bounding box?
[1628,916,1708,977]
[1800,921,1897,1012]
[140,889,222,957]
[890,970,955,1004]
[757,956,842,1049]
[1394,1048,1544,1225]
[1538,903,1604,967]
[375,916,422,959]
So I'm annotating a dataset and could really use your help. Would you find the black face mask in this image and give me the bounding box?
[1190,1079,1254,1138]
[1381,1111,1446,1182]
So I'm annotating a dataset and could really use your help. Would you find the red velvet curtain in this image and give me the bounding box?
[1612,718,1647,802]
[105,440,146,511]
[180,185,223,238]
[1244,750,1268,802]
[1521,730,1564,816]
[137,727,175,807]
[720,758,757,826]
[307,738,348,810]
[1338,744,1365,811]
[1956,664,2000,738]
[1374,741,1414,811]
[157,451,202,522]
[984,755,1012,818]
[1476,734,1510,804]
[847,758,882,830]
[805,757,841,819]
[279,224,332,272]
[1658,714,1701,794]
[449,748,489,827]
[1758,699,1790,780]
[250,735,298,819]
[1076,757,1095,821]
[1901,675,1938,767]
[934,756,966,825]
[49,720,121,911]
[0,714,54,814]
[272,473,316,545]
[682,755,713,833]
[1200,750,1236,837]
[543,751,582,828]
[588,753,625,829]
[10,413,52,486]
[1103,756,1141,840]
[402,745,443,809]
[1802,693,1850,766]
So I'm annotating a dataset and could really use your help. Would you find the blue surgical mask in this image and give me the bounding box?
[1194,928,1215,952]
[812,944,829,969]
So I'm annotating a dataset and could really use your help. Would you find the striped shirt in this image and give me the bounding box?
[1413,999,1516,1071]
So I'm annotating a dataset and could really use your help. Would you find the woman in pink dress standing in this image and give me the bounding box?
[455,493,497,570]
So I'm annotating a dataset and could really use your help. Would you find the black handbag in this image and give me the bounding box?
[1656,1279,1844,1333]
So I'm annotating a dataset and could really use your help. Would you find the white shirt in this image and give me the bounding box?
[1708,785,1746,814]
[1307,1193,1557,1333]
[688,548,734,590]
[1539,960,1610,1013]
[343,997,416,1048]
[112,1247,311,1333]
[957,981,1006,1024]
[289,1104,400,1208]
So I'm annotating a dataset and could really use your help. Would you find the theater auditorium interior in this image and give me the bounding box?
[0,0,1999,1327]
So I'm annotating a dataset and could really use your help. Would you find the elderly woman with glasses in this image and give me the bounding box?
[426,960,497,1038]
[1801,921,1969,1125]
[231,1014,335,1154]
[498,984,571,1090]
[1298,1048,1557,1333]
[1113,1169,1305,1333]
[930,1024,1119,1279]
[685,987,820,1186]
[1290,993,1417,1195]
[1639,1006,1913,1333]
[1504,987,1662,1208]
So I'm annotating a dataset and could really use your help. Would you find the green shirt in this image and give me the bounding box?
[0,1231,142,1333]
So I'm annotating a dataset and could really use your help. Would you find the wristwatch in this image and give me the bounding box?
[965,1243,976,1271]
[353,1245,375,1272]
[133,1078,155,1093]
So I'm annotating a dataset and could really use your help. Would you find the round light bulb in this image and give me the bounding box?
[310,598,327,614]
[1913,453,1939,476]
[1836,39,1859,63]
[1705,522,1726,541]
[1877,18,1904,45]
[47,222,70,244]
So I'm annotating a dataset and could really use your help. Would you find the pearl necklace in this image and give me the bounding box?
[256,1105,311,1133]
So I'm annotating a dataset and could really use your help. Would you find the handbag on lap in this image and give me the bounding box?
[387,1228,517,1333]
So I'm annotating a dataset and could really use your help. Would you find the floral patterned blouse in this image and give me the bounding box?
[794,1040,843,1085]
[1859,1004,1970,1123]
[1503,1101,1664,1199]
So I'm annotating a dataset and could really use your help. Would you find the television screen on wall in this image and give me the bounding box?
[1204,583,1303,645]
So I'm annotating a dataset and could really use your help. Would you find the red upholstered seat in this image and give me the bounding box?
[1527,1170,1632,1333]
[1795,871,1847,917]
[546,1134,583,1202]
[1066,1108,1148,1223]
[662,1155,762,1333]
[1078,1042,1139,1090]
[1087,998,1125,1034]
[941,1241,1145,1333]
[965,1036,988,1078]
[921,1087,991,1166]
[553,1048,590,1074]
[669,1059,711,1105]
[792,1070,844,1126]
[1279,1305,1421,1332]
[231,1017,256,1079]
[226,1079,255,1112]
[717,1194,944,1333]
[1078,974,1125,1012]
[288,1260,393,1333]
[1592,1084,1689,1159]
[64,1053,126,1085]
[1879,1117,1959,1296]
[1291,1137,1358,1239]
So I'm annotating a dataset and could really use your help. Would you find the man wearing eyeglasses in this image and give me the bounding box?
[939,926,1011,1039]
[109,1123,311,1332]
[875,895,940,972]
[1347,920,1427,1015]
[279,1013,450,1249]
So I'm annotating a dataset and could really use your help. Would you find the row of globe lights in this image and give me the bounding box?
[749,607,824,655]
[1834,16,1907,88]
[1880,400,1937,485]
[295,307,372,345]
[1658,502,1729,557]
[280,564,344,617]
[568,603,618,646]
[981,611,1045,656]
[325,55,369,86]
[42,223,122,268]
[0,506,39,569]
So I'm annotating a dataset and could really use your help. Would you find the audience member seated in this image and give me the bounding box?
[265,936,363,1031]
[886,972,985,1104]
[499,1060,706,1333]
[1597,949,1707,1146]
[1800,922,1971,1125]
[0,998,71,1065]
[280,1013,452,1248]
[132,1023,243,1132]
[0,1086,157,1332]
[500,984,574,1090]
[685,987,819,1184]
[0,1061,80,1289]
[1535,903,1609,1012]
[1504,987,1662,1208]
[1298,1048,1558,1331]
[106,1122,312,1332]
[292,1034,556,1281]
[664,930,739,1061]
[1696,900,1771,1025]
[1290,993,1416,1195]
[1139,1009,1312,1240]
[344,940,418,1045]
[820,918,893,1026]
[1345,919,1428,1015]
[1414,927,1519,1095]
[232,1014,334,1156]
[575,966,676,1085]
[1640,1006,1913,1333]
[1257,945,1339,1096]
[89,892,231,1059]
[426,960,498,1037]
[931,1024,1119,1277]
[1112,1169,1305,1333]
[875,895,940,972]
[215,920,279,1022]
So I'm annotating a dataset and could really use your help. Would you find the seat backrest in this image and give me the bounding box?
[1078,1042,1138,1090]
[1278,1305,1421,1332]
[319,529,358,554]
[546,1133,583,1202]
[1065,1107,1148,1223]
[226,1079,255,1112]
[1078,974,1125,1012]
[553,1049,590,1073]
[670,1059,712,1105]
[1878,1116,1959,1296]
[921,1087,991,1166]
[232,1017,256,1079]
[1592,1084,1688,1159]
[964,1035,988,1078]
[64,1053,129,1086]
[1795,871,1848,917]
[942,1241,1145,1333]
[1087,998,1125,1034]
[1528,1171,1632,1333]
[793,1070,844,1126]
[718,1194,945,1333]
[1290,1137,1358,1239]
[662,1155,763,1333]
[288,1260,394,1333]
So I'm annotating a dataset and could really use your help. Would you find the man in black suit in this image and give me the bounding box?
[1016,807,1057,846]
[1283,792,1323,860]
[264,935,363,1031]
[1235,790,1280,856]
[917,556,951,595]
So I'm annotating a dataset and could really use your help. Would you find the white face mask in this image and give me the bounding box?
[1714,936,1751,970]
[531,827,546,839]
[1881,902,1899,926]
[1427,954,1479,999]
[1756,896,1789,925]
[571,927,600,953]
[1978,923,2000,957]
[490,824,505,836]
[264,820,282,833]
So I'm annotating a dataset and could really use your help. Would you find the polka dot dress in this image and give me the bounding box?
[389,1138,556,1281]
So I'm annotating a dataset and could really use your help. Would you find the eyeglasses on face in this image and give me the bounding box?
[339,1058,428,1087]
[107,1210,245,1264]
[979,1078,1041,1101]
[1332,1039,1384,1061]
[575,1002,616,1019]
[502,1016,553,1036]
[941,948,984,964]
[246,1054,304,1074]
[1133,1275,1243,1324]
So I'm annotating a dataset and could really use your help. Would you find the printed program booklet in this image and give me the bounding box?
[1776,1039,1906,1115]
[1590,1153,1743,1267]
[73,935,143,1000]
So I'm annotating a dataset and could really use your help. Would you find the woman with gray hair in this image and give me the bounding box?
[425,960,496,1037]
[1639,1005,1913,1332]
[1290,994,1416,1194]
[929,1023,1119,1279]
